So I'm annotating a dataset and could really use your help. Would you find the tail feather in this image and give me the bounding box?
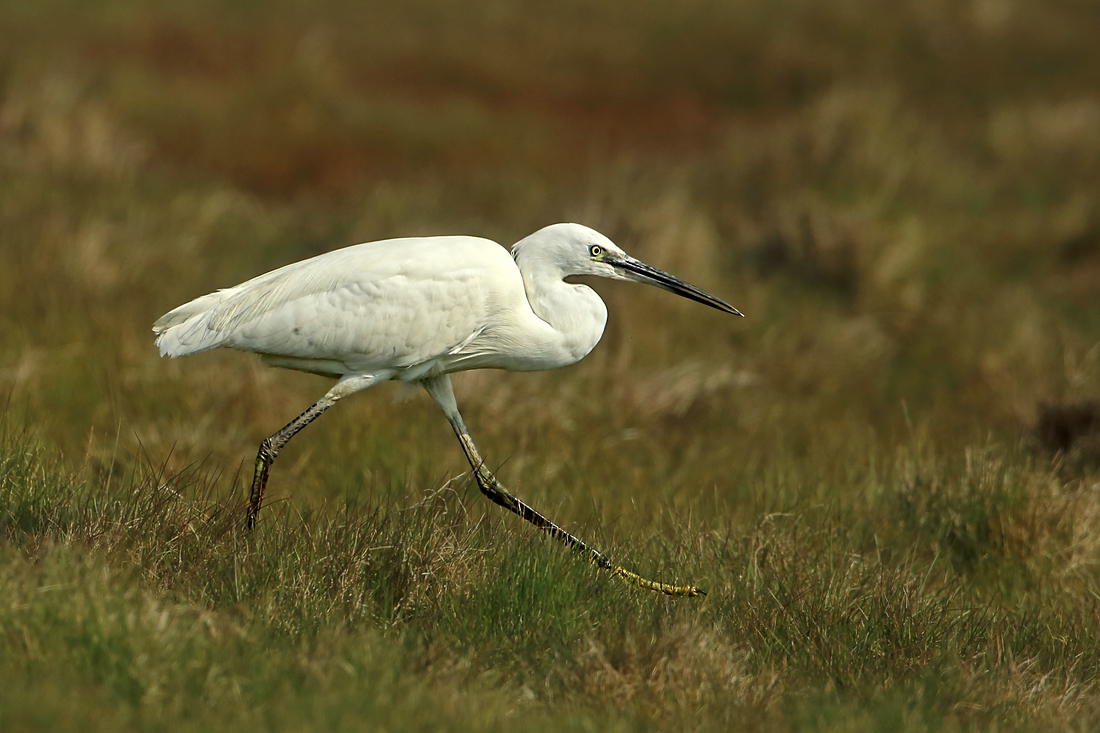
[152,290,234,357]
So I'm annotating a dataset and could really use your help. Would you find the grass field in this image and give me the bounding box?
[4,0,1100,729]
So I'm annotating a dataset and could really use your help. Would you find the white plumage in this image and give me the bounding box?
[155,227,615,379]
[154,222,740,597]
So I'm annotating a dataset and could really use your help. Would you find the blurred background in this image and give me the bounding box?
[3,0,1099,498]
[5,1,1100,729]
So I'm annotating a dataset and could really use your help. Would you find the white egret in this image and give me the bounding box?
[154,223,741,596]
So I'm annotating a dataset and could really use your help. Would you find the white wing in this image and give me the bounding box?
[153,236,528,377]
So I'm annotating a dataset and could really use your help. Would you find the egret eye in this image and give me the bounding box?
[589,245,603,258]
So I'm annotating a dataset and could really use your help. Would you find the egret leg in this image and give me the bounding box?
[421,375,703,597]
[247,373,383,529]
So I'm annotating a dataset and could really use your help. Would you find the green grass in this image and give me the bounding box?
[4,425,1100,729]
[3,0,1100,729]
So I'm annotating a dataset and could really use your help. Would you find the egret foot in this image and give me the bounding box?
[465,440,704,597]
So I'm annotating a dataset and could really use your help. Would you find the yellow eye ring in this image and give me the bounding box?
[589,245,603,258]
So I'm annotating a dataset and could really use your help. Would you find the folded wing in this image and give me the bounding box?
[153,236,520,377]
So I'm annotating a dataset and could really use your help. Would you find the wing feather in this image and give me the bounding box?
[153,236,522,377]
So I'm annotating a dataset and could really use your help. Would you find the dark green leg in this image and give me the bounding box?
[247,396,335,529]
[246,373,382,529]
[421,375,704,597]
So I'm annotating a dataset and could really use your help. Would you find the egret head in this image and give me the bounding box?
[513,223,743,317]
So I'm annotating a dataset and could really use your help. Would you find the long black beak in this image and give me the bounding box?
[610,255,744,317]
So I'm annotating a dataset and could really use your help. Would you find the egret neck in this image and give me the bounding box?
[512,243,608,367]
